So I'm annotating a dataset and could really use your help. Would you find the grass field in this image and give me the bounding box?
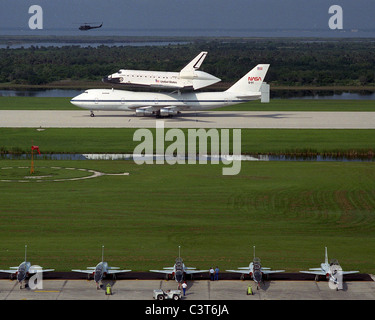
[0,160,375,273]
[1,128,374,156]
[1,96,374,275]
[1,96,375,111]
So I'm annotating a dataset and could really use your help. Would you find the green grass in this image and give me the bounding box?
[217,99,375,111]
[0,97,77,110]
[0,96,375,111]
[1,128,374,155]
[0,160,374,273]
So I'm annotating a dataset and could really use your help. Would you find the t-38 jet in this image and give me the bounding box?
[226,246,284,290]
[150,246,208,285]
[72,246,131,289]
[299,247,359,290]
[0,245,54,289]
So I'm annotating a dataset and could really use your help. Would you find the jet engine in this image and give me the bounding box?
[160,108,178,117]
[136,108,155,116]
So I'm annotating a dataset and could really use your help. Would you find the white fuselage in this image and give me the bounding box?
[103,69,221,91]
[70,88,260,112]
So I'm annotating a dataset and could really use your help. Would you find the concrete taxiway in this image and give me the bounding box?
[0,110,374,128]
[1,279,375,300]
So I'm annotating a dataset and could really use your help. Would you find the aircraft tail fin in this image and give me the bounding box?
[180,52,208,74]
[226,64,270,94]
[325,247,328,265]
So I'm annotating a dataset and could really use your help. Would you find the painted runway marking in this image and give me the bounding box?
[0,166,129,183]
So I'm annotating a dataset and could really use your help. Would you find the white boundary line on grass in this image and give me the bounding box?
[0,166,129,183]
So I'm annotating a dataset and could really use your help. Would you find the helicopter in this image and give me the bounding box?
[79,22,103,31]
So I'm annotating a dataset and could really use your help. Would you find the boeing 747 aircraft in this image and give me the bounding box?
[71,64,270,117]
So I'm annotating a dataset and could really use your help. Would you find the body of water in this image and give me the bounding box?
[0,41,189,49]
[2,153,374,162]
[1,27,374,38]
[1,89,375,100]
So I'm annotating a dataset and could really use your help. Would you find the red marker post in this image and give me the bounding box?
[30,145,41,174]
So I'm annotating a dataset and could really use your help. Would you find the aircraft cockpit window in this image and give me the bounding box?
[330,259,339,266]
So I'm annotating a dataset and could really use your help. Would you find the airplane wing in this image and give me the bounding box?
[72,269,94,274]
[149,269,174,274]
[107,269,131,274]
[300,271,326,275]
[185,269,209,274]
[0,269,17,274]
[342,271,359,275]
[226,269,249,274]
[262,269,285,274]
[29,268,55,273]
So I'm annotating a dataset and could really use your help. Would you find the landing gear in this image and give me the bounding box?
[90,111,95,117]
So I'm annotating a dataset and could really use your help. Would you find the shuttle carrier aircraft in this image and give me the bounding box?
[71,64,270,117]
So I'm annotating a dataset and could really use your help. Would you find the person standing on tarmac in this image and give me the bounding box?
[214,266,219,281]
[182,281,187,296]
[209,267,214,281]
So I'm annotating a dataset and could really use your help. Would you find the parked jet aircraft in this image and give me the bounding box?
[102,51,220,91]
[150,246,208,284]
[0,245,54,289]
[72,246,131,289]
[299,247,359,289]
[71,64,269,117]
[226,246,284,290]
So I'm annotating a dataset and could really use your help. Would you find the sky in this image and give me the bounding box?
[0,0,375,36]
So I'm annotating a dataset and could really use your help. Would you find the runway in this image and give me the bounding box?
[1,279,375,300]
[1,110,375,128]
[0,272,373,300]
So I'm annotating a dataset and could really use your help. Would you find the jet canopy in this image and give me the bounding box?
[330,259,340,266]
[175,257,184,269]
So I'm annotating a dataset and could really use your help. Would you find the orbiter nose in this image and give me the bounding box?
[102,75,121,84]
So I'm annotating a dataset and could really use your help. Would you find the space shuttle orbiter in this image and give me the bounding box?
[102,51,220,91]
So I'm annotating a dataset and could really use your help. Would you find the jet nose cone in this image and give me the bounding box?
[70,92,86,108]
[175,271,184,283]
[94,272,102,283]
[102,76,120,84]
